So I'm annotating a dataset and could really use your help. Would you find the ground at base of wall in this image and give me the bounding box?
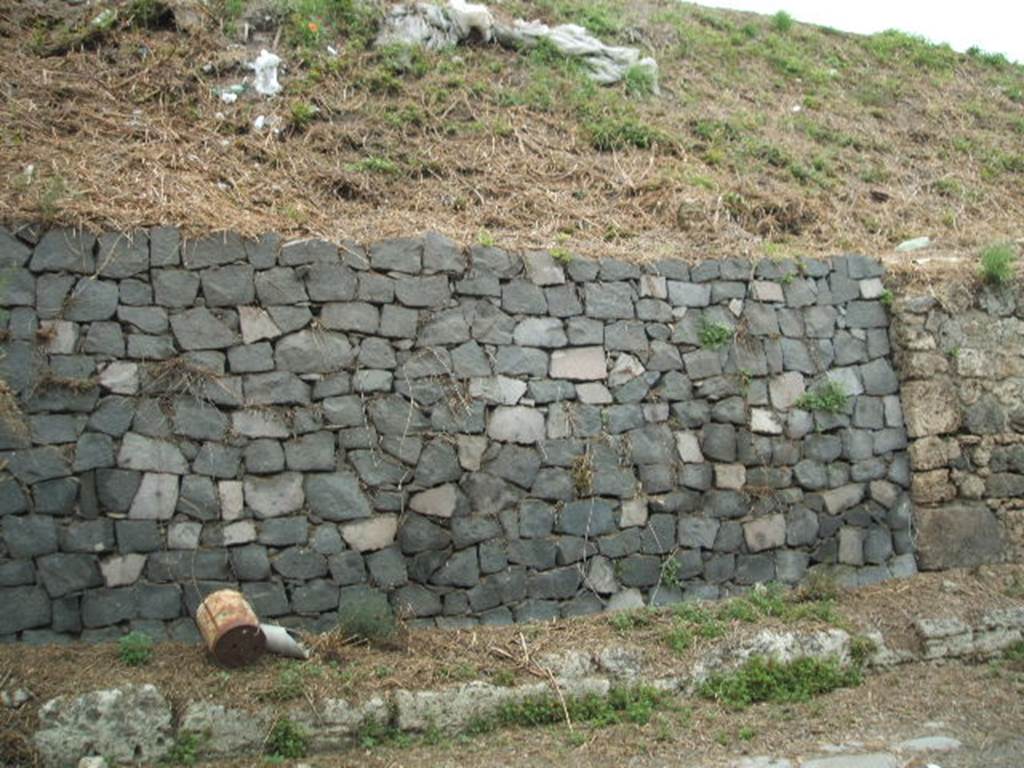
[2,564,1023,768]
[217,661,1022,768]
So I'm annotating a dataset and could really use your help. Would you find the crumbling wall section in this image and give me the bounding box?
[892,288,1024,568]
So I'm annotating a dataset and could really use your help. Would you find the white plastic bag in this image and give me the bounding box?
[252,49,282,96]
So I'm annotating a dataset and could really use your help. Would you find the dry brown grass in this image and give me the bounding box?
[0,0,1020,279]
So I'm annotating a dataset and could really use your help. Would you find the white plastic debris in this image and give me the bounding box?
[448,0,494,41]
[895,236,932,252]
[220,91,238,104]
[496,20,658,87]
[376,0,657,88]
[252,114,284,135]
[252,49,282,96]
[261,624,310,659]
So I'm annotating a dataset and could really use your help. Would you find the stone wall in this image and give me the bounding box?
[893,287,1024,568]
[0,225,914,642]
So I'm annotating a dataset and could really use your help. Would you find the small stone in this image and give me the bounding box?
[128,474,179,520]
[715,463,746,490]
[488,406,546,444]
[549,347,607,380]
[750,281,784,302]
[100,554,147,588]
[523,251,566,286]
[409,484,458,518]
[750,409,783,435]
[342,515,398,552]
[244,473,304,518]
[238,306,281,344]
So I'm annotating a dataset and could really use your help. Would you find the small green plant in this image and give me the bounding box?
[260,663,323,704]
[161,732,202,766]
[1004,640,1024,665]
[550,246,573,264]
[1005,573,1024,599]
[698,320,734,349]
[879,288,894,307]
[346,155,399,174]
[795,380,849,413]
[848,635,878,667]
[337,590,397,645]
[127,0,172,28]
[660,555,681,589]
[265,718,309,760]
[436,662,478,682]
[771,11,794,34]
[586,116,663,151]
[624,64,657,97]
[571,451,594,497]
[699,656,862,710]
[118,631,153,666]
[566,730,587,747]
[469,685,664,734]
[354,717,411,749]
[609,608,654,633]
[477,228,496,247]
[289,101,318,131]
[664,622,694,654]
[979,242,1018,286]
[490,669,517,687]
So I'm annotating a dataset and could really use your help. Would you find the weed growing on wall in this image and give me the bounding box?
[699,320,734,349]
[265,718,309,759]
[795,381,848,413]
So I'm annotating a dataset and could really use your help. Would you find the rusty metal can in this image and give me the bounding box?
[196,589,266,667]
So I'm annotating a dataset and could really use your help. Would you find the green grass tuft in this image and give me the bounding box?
[161,732,203,766]
[979,242,1018,286]
[118,631,153,667]
[265,718,310,759]
[624,64,657,97]
[771,11,794,34]
[699,655,862,710]
[585,116,664,151]
[337,589,397,645]
[346,155,400,174]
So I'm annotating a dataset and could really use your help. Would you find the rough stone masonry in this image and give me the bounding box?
[0,226,915,642]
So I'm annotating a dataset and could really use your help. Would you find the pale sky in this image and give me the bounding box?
[696,1,1024,63]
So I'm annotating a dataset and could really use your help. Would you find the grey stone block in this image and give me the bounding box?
[153,269,200,307]
[37,552,103,597]
[272,547,327,580]
[528,567,581,600]
[370,237,422,273]
[201,265,255,306]
[230,544,271,581]
[170,307,238,350]
[585,282,635,318]
[82,586,138,628]
[182,231,246,269]
[3,515,58,558]
[242,581,290,617]
[367,547,408,588]
[430,548,479,588]
[30,228,96,273]
[618,555,661,587]
[0,586,51,634]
